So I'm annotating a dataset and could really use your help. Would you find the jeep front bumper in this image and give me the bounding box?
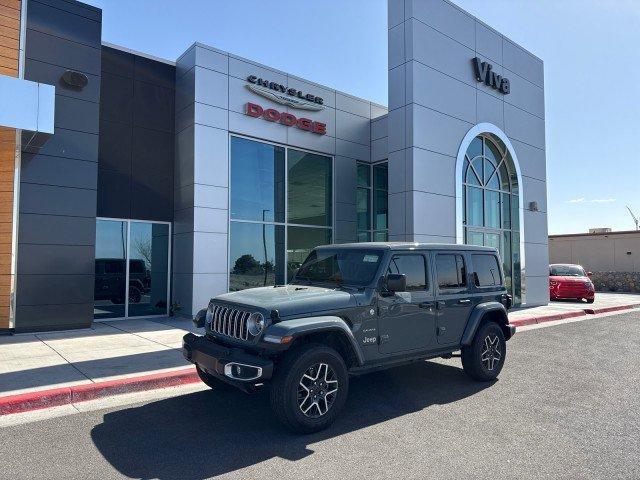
[182,333,274,389]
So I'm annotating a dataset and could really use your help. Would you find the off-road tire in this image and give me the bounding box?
[196,366,233,391]
[270,344,349,433]
[461,321,506,381]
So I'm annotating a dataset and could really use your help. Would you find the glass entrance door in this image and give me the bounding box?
[94,219,171,320]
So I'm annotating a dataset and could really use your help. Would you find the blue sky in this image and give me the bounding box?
[86,0,640,234]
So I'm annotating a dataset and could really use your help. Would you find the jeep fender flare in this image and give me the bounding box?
[460,302,513,346]
[263,316,365,366]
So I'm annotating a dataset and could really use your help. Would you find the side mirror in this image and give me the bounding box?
[386,273,407,293]
[472,272,480,287]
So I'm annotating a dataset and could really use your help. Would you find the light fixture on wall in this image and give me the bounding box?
[529,201,539,212]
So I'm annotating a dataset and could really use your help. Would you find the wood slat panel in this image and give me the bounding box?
[0,54,17,69]
[0,13,19,30]
[0,0,20,10]
[0,64,16,76]
[0,4,19,20]
[0,191,13,213]
[0,34,18,49]
[0,44,17,60]
[0,24,19,40]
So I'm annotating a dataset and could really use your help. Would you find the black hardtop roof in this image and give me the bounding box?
[315,242,498,253]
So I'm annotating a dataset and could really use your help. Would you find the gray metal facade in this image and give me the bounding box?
[172,43,388,316]
[387,0,548,306]
[9,0,549,331]
[16,0,102,331]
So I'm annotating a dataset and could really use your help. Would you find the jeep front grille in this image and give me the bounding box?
[209,305,251,341]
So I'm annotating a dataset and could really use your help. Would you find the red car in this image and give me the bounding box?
[549,264,595,303]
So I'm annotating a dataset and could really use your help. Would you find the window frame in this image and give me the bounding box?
[228,134,335,291]
[356,160,388,242]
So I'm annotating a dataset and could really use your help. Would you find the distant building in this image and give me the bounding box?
[549,230,640,292]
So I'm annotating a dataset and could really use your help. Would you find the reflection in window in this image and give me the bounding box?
[94,220,128,319]
[463,134,520,304]
[230,136,285,222]
[387,254,428,291]
[288,149,332,227]
[472,254,501,286]
[357,161,388,242]
[229,222,285,291]
[94,219,170,320]
[128,222,169,317]
[287,226,331,281]
[436,254,467,289]
[229,137,333,291]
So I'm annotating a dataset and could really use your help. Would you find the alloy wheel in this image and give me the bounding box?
[297,362,338,418]
[481,334,502,371]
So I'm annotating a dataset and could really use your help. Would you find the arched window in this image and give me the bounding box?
[463,135,521,303]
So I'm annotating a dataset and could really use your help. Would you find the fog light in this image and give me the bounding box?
[224,362,262,381]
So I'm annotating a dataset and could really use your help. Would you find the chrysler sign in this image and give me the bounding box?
[246,75,325,111]
[472,57,510,94]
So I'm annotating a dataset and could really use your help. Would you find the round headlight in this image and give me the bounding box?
[247,312,265,336]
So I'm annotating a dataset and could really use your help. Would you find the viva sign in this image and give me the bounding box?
[472,57,510,95]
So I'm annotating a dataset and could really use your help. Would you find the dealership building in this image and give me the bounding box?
[0,0,549,332]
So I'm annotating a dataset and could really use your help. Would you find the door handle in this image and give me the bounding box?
[436,301,446,310]
[458,299,471,304]
[419,301,435,309]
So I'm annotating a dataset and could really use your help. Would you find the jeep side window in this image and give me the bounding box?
[387,254,428,291]
[472,254,502,286]
[436,254,467,290]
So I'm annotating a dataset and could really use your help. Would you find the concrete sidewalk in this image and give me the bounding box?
[1,292,639,414]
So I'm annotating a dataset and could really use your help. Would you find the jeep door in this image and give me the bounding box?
[377,252,436,354]
[432,252,474,346]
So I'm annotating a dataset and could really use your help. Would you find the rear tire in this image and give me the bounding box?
[196,366,233,391]
[461,321,506,382]
[270,344,348,433]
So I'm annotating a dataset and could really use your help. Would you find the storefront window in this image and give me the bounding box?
[287,226,332,280]
[463,135,520,303]
[94,219,170,320]
[229,136,333,291]
[230,136,285,222]
[288,149,332,227]
[229,222,285,291]
[357,161,388,242]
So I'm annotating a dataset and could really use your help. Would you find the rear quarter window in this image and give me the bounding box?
[472,254,502,287]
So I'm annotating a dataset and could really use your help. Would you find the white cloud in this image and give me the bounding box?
[566,197,616,204]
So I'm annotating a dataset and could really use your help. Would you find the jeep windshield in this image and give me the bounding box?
[291,248,385,287]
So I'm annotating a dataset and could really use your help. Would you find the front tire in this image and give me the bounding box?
[461,321,506,381]
[270,344,348,433]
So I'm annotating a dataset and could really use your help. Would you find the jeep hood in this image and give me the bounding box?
[213,285,357,317]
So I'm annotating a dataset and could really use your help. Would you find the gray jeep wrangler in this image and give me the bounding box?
[183,242,515,433]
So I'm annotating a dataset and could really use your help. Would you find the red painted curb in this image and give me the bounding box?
[583,303,640,315]
[510,310,585,327]
[0,367,199,416]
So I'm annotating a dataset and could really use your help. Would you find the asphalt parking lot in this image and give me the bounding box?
[0,312,638,480]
